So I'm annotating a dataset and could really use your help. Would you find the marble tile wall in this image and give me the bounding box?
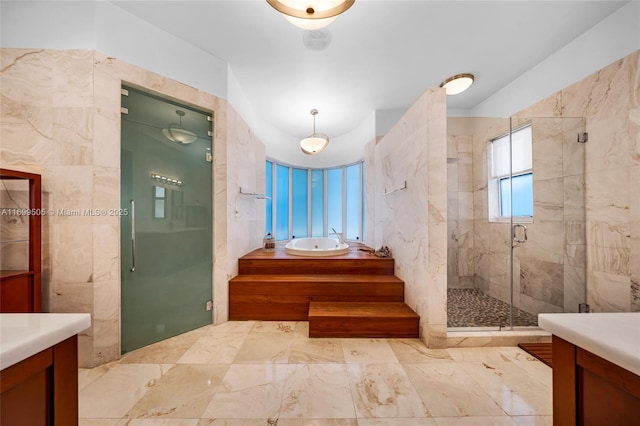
[518,49,640,313]
[0,48,265,366]
[447,49,639,319]
[367,88,448,348]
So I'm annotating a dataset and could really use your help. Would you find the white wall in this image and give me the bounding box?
[471,0,640,118]
[0,1,228,99]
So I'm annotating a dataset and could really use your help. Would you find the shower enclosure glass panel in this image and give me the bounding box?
[120,87,213,353]
[447,116,586,330]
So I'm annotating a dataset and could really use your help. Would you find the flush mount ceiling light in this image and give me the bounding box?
[162,110,197,144]
[300,109,329,155]
[267,0,355,30]
[440,73,475,95]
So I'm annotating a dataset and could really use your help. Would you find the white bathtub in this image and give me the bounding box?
[284,237,349,257]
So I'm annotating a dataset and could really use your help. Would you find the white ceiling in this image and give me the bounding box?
[111,0,628,165]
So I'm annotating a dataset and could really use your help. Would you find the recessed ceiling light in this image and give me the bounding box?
[440,73,475,95]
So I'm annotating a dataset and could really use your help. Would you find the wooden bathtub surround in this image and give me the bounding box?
[229,244,419,338]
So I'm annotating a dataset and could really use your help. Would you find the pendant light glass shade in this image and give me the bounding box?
[300,109,329,155]
[163,110,197,144]
[440,73,475,95]
[267,0,355,30]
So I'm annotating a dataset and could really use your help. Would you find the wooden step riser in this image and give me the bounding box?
[230,303,309,321]
[229,282,405,298]
[309,317,419,338]
[238,258,395,275]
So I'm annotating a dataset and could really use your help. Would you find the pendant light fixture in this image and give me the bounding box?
[162,110,197,144]
[300,109,329,155]
[440,73,475,95]
[267,0,355,30]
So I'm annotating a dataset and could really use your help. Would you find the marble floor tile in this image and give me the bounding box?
[445,347,512,363]
[77,322,553,425]
[277,420,358,426]
[177,333,247,364]
[126,364,229,419]
[201,364,288,419]
[79,420,129,426]
[289,337,345,363]
[356,419,436,426]
[510,416,553,426]
[458,361,552,416]
[78,363,116,391]
[232,331,294,364]
[433,417,518,425]
[280,364,356,419]
[119,331,205,364]
[204,321,255,336]
[79,364,171,418]
[403,362,506,417]
[494,348,552,389]
[387,339,453,363]
[347,363,429,418]
[128,420,200,425]
[342,339,399,364]
[250,321,298,334]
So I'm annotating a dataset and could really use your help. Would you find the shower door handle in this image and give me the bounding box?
[130,199,136,272]
[513,223,527,244]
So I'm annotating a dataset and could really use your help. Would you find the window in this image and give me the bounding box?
[327,168,343,234]
[275,164,289,240]
[265,161,273,235]
[488,125,533,221]
[345,163,361,241]
[291,168,308,238]
[311,169,324,237]
[265,161,365,241]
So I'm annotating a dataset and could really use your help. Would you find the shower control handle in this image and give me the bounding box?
[130,199,136,272]
[513,223,527,244]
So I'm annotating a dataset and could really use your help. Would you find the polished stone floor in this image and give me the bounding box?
[79,321,552,425]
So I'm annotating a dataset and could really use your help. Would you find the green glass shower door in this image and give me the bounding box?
[120,87,213,353]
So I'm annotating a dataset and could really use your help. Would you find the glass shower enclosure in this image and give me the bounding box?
[447,116,586,329]
[120,87,213,353]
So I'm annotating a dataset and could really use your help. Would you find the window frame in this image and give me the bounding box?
[488,123,533,223]
[266,159,365,242]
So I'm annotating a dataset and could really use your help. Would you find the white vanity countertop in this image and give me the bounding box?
[0,313,91,370]
[538,312,640,376]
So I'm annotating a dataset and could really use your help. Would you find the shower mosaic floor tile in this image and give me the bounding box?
[79,321,552,425]
[447,289,539,328]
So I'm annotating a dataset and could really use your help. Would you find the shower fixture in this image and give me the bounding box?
[440,73,475,95]
[300,109,329,155]
[162,110,197,144]
[267,0,355,30]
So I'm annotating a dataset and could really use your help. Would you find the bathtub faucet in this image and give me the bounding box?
[331,227,344,245]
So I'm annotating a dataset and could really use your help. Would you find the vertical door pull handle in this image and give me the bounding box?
[130,199,136,272]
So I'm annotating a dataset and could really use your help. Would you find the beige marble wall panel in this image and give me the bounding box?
[532,136,563,182]
[563,174,585,221]
[631,164,640,310]
[2,48,237,366]
[586,167,630,224]
[374,89,447,347]
[517,221,564,265]
[588,269,631,312]
[519,257,564,308]
[562,119,586,177]
[364,139,376,245]
[534,177,564,221]
[564,265,586,312]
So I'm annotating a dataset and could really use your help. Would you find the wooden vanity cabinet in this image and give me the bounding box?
[0,168,42,313]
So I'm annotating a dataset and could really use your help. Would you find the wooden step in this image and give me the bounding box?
[237,246,395,275]
[229,274,405,321]
[308,301,419,338]
[238,257,395,275]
